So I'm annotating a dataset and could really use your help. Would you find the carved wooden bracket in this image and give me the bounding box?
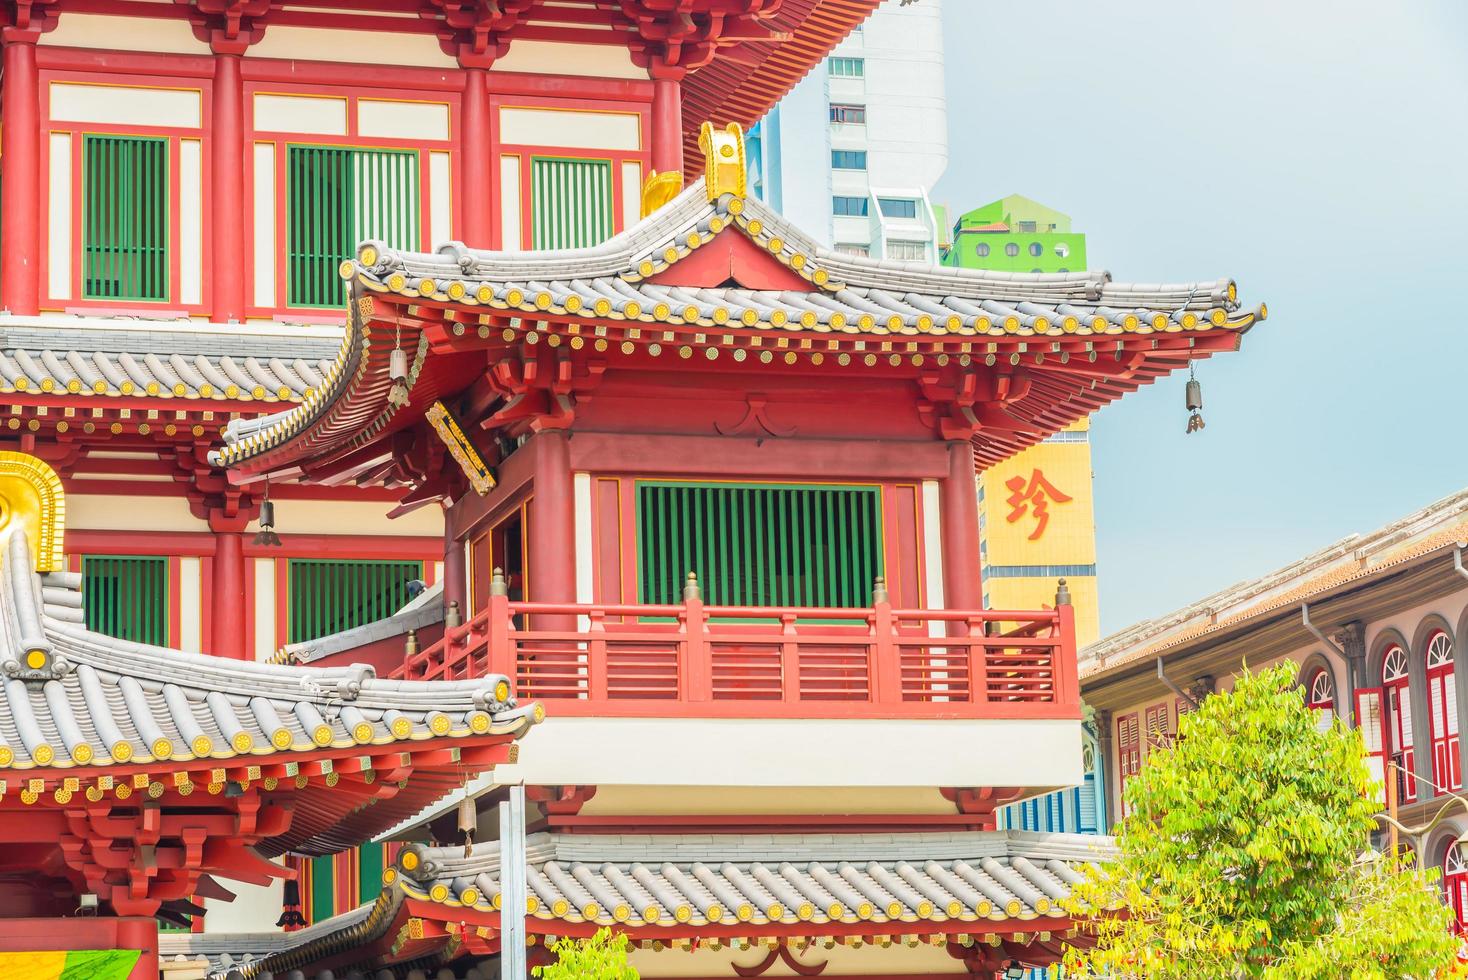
[421,0,537,68]
[714,393,796,438]
[482,351,606,433]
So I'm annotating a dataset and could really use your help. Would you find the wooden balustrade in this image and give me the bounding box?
[390,573,1080,719]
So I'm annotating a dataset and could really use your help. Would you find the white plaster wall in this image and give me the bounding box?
[920,479,944,612]
[179,139,204,306]
[499,155,522,250]
[179,556,203,653]
[252,142,277,309]
[620,160,642,227]
[69,494,202,532]
[51,82,201,128]
[268,498,443,536]
[495,717,1083,789]
[48,133,72,300]
[359,99,450,142]
[41,14,210,55]
[429,151,453,247]
[249,27,454,68]
[499,107,641,150]
[253,93,348,136]
[492,41,646,79]
[253,557,277,660]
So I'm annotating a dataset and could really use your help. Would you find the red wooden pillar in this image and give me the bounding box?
[528,430,575,632]
[940,440,983,611]
[443,533,467,613]
[212,526,248,660]
[460,67,492,246]
[1,32,41,315]
[210,51,246,321]
[649,62,685,177]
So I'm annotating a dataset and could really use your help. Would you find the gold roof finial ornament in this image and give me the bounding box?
[0,451,65,572]
[698,121,747,203]
[640,171,685,219]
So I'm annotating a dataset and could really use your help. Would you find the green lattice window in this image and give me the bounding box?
[286,559,424,644]
[531,156,613,250]
[82,135,170,301]
[83,556,169,646]
[636,483,883,608]
[287,145,420,308]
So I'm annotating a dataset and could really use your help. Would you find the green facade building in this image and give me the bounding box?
[941,194,1087,273]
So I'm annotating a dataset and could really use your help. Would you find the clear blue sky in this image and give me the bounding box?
[932,1,1468,635]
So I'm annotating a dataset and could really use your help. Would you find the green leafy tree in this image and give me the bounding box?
[533,927,639,980]
[1063,663,1464,979]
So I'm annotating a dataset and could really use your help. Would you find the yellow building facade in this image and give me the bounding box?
[979,420,1100,645]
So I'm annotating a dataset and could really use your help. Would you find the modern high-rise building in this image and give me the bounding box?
[749,0,948,261]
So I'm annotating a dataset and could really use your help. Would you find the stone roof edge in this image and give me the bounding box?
[1081,487,1468,678]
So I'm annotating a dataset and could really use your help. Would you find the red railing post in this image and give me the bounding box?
[870,577,901,704]
[681,573,711,703]
[973,615,992,704]
[487,568,514,682]
[780,612,800,704]
[1053,579,1079,709]
[586,609,608,701]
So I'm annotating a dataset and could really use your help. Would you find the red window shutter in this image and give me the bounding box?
[1355,687,1387,803]
[1117,712,1141,818]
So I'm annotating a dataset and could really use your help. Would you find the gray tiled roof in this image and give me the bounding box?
[350,178,1254,338]
[0,316,343,403]
[401,829,1111,928]
[162,830,1111,979]
[212,177,1260,475]
[0,528,535,774]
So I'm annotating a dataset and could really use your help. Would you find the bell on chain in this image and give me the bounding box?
[1185,377,1205,434]
[458,793,476,857]
[387,347,411,407]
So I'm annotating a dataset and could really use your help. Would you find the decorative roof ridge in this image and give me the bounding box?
[1081,486,1468,674]
[272,579,444,666]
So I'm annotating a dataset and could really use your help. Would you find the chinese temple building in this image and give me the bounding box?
[0,1,1266,977]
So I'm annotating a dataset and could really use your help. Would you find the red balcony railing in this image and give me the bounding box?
[392,574,1079,719]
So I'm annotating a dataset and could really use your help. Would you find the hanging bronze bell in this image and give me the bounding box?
[1185,378,1205,434]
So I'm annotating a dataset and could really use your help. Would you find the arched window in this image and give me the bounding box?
[975,242,990,257]
[1305,667,1335,728]
[1383,646,1417,802]
[1446,844,1468,932]
[1427,631,1461,791]
[1004,242,1019,257]
[1028,242,1043,256]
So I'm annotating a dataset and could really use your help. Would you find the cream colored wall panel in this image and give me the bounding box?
[920,479,945,613]
[252,143,277,309]
[499,155,522,251]
[433,561,444,585]
[68,494,202,532]
[492,41,646,79]
[494,717,1083,789]
[359,99,450,141]
[179,139,203,306]
[250,27,454,68]
[43,14,209,54]
[47,133,72,301]
[620,160,641,230]
[179,557,202,654]
[268,499,444,537]
[252,93,347,136]
[499,107,640,151]
[584,785,955,817]
[51,82,201,129]
[429,151,452,246]
[253,558,277,660]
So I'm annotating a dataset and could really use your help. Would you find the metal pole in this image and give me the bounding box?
[500,784,527,979]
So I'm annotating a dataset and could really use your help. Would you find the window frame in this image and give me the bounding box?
[828,56,865,78]
[886,240,927,261]
[528,154,616,251]
[829,103,867,124]
[1426,630,1461,791]
[41,68,210,314]
[81,134,173,303]
[877,197,919,219]
[1117,712,1141,817]
[285,557,426,645]
[830,149,868,170]
[81,554,172,647]
[1447,843,1468,932]
[283,142,425,309]
[832,195,870,217]
[1382,644,1418,802]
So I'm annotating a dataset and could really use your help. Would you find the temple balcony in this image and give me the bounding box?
[394,573,1079,722]
[379,574,1084,808]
